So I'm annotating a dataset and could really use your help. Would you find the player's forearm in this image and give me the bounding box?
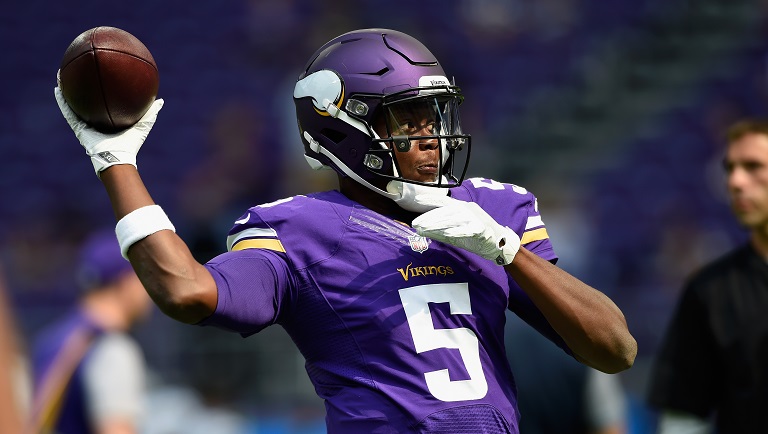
[99,166,217,324]
[505,248,637,373]
[100,165,156,219]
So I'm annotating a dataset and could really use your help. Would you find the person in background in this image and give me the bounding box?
[29,230,153,434]
[54,28,636,433]
[647,119,768,433]
[0,264,29,434]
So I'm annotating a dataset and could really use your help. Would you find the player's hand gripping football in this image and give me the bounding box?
[412,195,520,265]
[54,82,163,175]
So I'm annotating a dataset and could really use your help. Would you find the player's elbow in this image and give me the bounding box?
[600,333,637,374]
[144,269,217,325]
[154,285,215,324]
[577,328,637,374]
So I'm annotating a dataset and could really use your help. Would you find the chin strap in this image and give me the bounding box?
[304,131,398,200]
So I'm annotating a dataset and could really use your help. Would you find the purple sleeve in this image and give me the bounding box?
[198,248,293,337]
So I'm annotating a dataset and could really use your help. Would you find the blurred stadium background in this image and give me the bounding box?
[2,0,767,432]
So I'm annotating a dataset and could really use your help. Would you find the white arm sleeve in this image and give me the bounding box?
[82,333,146,427]
[657,411,712,434]
[585,369,626,430]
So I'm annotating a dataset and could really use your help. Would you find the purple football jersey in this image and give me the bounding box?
[201,177,564,433]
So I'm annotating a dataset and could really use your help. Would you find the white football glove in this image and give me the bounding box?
[54,85,164,175]
[386,178,449,213]
[411,195,521,265]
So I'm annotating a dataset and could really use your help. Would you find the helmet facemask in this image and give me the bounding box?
[366,86,471,189]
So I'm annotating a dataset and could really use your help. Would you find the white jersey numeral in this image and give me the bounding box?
[469,177,527,194]
[398,282,488,402]
[257,196,299,209]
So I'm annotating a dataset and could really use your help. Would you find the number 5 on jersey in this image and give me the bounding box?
[398,282,488,402]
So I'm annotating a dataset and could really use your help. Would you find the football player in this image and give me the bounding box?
[54,28,636,433]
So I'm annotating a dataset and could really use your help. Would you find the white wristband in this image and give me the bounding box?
[115,205,176,259]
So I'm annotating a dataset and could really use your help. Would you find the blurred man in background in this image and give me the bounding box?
[29,230,153,434]
[647,119,768,433]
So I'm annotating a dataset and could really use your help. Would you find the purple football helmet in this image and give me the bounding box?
[293,28,471,197]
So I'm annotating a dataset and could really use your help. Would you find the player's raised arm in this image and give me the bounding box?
[102,166,218,324]
[54,88,218,325]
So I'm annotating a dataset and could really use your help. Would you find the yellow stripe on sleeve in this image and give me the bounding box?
[521,227,549,245]
[231,238,286,253]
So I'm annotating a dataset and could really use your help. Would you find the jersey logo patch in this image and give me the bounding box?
[408,235,429,253]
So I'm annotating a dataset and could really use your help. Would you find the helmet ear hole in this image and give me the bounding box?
[320,128,347,144]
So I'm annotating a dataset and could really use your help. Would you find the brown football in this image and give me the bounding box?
[59,26,159,133]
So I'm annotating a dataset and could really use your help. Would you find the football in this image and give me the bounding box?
[59,26,159,133]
